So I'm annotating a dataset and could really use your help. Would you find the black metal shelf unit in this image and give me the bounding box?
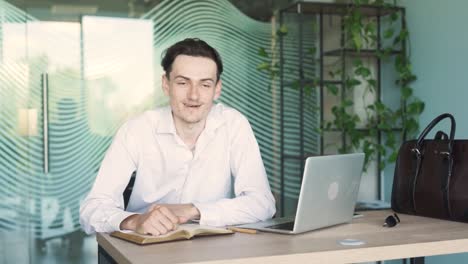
[278,2,405,216]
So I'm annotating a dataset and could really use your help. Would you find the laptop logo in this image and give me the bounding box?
[328,182,339,200]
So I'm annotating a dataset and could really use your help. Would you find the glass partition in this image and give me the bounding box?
[1,1,156,261]
[0,1,33,262]
[0,0,318,262]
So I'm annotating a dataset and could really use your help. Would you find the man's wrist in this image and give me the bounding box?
[120,214,139,231]
[189,204,201,220]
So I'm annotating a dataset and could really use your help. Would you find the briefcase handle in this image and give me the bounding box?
[415,113,456,154]
[411,113,456,218]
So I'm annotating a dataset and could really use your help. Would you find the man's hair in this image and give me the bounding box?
[161,38,223,82]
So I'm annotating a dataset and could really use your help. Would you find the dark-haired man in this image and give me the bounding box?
[80,38,276,236]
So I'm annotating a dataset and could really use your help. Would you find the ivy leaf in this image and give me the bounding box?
[385,134,396,148]
[346,78,361,88]
[374,101,386,112]
[343,99,354,107]
[404,118,419,134]
[378,121,391,130]
[352,34,363,51]
[258,48,269,58]
[401,86,413,99]
[353,59,363,67]
[365,22,376,36]
[384,28,395,39]
[328,70,336,79]
[277,25,288,36]
[269,70,279,79]
[256,62,270,71]
[388,151,399,162]
[407,101,425,115]
[291,80,300,90]
[379,161,386,170]
[325,83,339,95]
[355,66,371,77]
[367,79,377,87]
[394,28,409,45]
[308,47,317,55]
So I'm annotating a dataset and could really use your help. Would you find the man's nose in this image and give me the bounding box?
[187,85,200,100]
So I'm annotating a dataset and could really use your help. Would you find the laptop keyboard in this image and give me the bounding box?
[266,221,295,231]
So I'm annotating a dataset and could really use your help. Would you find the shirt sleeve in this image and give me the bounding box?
[79,122,139,234]
[194,114,276,226]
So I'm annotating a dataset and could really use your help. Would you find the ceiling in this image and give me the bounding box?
[6,0,295,22]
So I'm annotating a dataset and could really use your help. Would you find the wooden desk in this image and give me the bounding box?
[96,210,468,264]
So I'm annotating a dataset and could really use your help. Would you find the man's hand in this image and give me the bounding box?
[120,203,200,236]
[159,203,201,223]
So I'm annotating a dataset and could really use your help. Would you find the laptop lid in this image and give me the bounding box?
[238,153,364,234]
[292,153,364,233]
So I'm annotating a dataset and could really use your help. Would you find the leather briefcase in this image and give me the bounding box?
[392,113,468,222]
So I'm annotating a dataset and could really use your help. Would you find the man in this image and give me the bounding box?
[80,38,276,236]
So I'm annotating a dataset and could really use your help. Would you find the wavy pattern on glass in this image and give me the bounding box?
[144,0,318,202]
[0,0,318,235]
[0,0,33,232]
[0,0,105,237]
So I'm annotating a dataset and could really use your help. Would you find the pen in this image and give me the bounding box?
[227,227,258,234]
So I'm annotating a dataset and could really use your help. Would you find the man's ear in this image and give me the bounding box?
[162,74,170,96]
[213,79,222,100]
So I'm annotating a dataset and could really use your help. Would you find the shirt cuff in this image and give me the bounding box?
[193,202,222,227]
[108,211,139,232]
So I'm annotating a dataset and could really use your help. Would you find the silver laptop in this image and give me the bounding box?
[238,153,365,234]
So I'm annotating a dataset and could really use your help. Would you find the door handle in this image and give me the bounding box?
[42,73,49,174]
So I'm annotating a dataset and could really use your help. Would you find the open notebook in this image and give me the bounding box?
[111,224,233,245]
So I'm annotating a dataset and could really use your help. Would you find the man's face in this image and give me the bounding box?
[162,55,222,126]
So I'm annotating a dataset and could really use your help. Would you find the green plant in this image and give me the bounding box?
[323,0,425,169]
[258,0,424,171]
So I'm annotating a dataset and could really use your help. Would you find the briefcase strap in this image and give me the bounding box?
[415,113,455,153]
[411,113,455,218]
[410,148,423,213]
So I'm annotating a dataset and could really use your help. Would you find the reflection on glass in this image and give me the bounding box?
[83,16,156,136]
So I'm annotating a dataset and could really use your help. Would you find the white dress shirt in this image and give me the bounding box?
[80,103,276,234]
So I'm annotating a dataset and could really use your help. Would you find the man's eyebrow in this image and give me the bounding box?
[200,78,215,83]
[173,75,215,83]
[173,75,190,80]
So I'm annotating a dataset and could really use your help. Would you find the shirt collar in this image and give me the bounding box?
[155,103,225,135]
[155,106,177,134]
[204,103,226,135]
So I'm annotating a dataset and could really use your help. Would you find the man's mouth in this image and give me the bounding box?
[184,103,202,108]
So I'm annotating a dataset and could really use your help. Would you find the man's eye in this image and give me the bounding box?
[177,82,186,86]
[202,84,211,88]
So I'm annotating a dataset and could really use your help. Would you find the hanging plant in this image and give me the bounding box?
[321,0,424,169]
[257,0,424,171]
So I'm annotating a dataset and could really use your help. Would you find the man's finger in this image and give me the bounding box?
[136,225,146,235]
[151,219,169,235]
[137,222,160,236]
[178,216,189,224]
[149,212,171,234]
[158,215,177,231]
[158,206,179,224]
[149,204,161,211]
